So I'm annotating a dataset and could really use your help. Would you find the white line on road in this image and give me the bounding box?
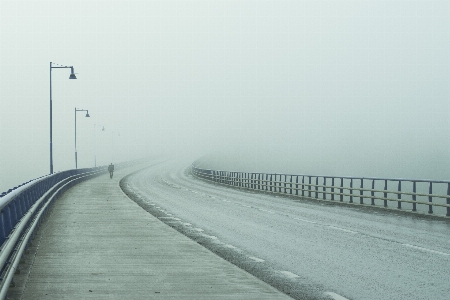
[280,271,299,278]
[259,208,275,214]
[194,228,204,232]
[328,226,358,234]
[293,217,317,224]
[183,223,191,226]
[225,244,237,249]
[205,235,217,239]
[249,256,265,262]
[402,244,450,256]
[324,291,350,300]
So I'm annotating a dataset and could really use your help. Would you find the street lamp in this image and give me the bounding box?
[49,62,77,174]
[94,124,105,167]
[75,108,90,169]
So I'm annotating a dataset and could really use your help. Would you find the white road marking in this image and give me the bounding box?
[324,291,350,300]
[194,228,204,232]
[159,217,180,220]
[259,209,274,214]
[183,223,192,226]
[225,244,237,249]
[294,217,317,224]
[249,256,264,262]
[328,226,358,234]
[280,271,299,278]
[205,235,217,239]
[402,244,450,256]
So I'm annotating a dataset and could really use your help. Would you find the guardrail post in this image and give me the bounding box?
[384,180,388,207]
[412,181,417,212]
[349,179,353,203]
[295,176,299,196]
[269,174,272,192]
[446,183,450,217]
[428,182,433,214]
[0,209,6,245]
[340,178,343,202]
[315,177,319,199]
[331,177,335,201]
[323,177,326,200]
[397,181,402,209]
[360,179,364,204]
[308,177,311,198]
[284,175,287,194]
[302,176,305,197]
[290,175,293,195]
[258,174,261,190]
[371,180,375,205]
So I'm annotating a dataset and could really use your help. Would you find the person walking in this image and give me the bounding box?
[108,163,114,179]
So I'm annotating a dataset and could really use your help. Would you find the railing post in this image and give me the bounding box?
[302,176,305,197]
[290,175,293,195]
[295,176,299,196]
[340,178,343,202]
[446,183,450,217]
[0,209,6,245]
[384,180,388,207]
[269,174,273,192]
[308,177,311,198]
[323,177,326,200]
[315,177,319,199]
[277,175,280,193]
[331,177,335,201]
[371,180,375,205]
[349,179,353,203]
[258,174,260,190]
[412,181,417,212]
[360,179,364,204]
[284,175,287,194]
[428,182,433,214]
[397,181,402,209]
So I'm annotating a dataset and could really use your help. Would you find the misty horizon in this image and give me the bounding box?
[1,1,449,192]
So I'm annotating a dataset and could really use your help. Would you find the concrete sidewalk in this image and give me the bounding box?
[12,165,292,299]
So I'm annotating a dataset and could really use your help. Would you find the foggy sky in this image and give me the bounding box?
[1,0,449,192]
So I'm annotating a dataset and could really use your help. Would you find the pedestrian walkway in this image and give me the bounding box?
[13,165,292,299]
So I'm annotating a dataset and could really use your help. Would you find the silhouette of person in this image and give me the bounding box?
[108,163,114,179]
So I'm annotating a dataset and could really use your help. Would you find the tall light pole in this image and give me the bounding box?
[75,108,90,169]
[94,124,105,167]
[50,62,77,174]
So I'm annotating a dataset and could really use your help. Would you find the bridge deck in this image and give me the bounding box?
[11,165,290,299]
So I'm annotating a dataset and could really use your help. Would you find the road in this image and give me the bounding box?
[122,160,450,300]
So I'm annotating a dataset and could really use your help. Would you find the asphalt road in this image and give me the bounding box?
[122,160,450,300]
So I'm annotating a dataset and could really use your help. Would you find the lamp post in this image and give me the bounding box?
[49,62,77,174]
[75,108,90,169]
[94,124,105,167]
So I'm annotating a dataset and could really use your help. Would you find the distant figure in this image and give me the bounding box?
[108,163,114,179]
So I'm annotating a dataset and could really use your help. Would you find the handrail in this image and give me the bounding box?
[191,164,450,218]
[0,168,108,299]
[0,158,146,299]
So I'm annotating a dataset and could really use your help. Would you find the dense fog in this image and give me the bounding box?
[1,1,449,192]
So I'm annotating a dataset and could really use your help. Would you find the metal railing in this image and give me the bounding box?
[191,165,450,218]
[0,158,146,299]
[0,167,109,299]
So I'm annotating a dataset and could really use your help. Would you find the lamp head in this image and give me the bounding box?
[69,67,77,79]
[85,111,90,117]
